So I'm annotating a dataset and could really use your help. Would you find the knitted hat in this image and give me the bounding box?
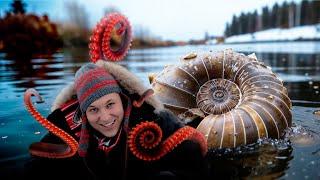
[74,63,121,113]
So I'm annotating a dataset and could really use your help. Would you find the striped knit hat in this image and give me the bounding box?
[74,63,121,113]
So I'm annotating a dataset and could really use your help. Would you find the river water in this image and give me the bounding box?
[0,41,319,179]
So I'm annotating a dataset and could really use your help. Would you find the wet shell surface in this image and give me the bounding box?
[151,49,292,149]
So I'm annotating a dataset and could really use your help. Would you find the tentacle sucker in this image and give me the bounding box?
[24,88,79,158]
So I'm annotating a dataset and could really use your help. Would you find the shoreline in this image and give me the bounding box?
[221,38,320,45]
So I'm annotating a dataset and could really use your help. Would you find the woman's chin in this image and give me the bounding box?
[101,126,119,138]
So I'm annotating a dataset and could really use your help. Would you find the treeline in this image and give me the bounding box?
[0,0,62,57]
[225,0,320,37]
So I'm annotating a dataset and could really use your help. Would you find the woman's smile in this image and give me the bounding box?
[99,119,116,128]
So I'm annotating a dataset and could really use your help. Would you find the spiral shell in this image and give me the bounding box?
[150,49,292,149]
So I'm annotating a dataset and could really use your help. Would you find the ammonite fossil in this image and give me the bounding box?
[150,49,292,149]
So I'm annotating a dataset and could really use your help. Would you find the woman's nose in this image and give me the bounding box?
[100,108,111,119]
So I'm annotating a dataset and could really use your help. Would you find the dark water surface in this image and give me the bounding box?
[0,42,319,179]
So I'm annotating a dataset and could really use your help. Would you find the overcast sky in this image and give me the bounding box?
[0,0,300,41]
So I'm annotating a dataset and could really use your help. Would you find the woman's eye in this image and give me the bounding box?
[89,108,98,113]
[106,102,115,109]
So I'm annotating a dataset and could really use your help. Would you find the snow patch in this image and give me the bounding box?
[225,24,320,43]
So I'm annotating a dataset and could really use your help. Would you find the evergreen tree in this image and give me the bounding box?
[239,13,248,34]
[271,3,279,28]
[276,3,283,27]
[230,15,239,36]
[261,6,269,30]
[10,0,26,14]
[280,1,289,28]
[252,10,258,32]
[247,11,257,33]
[224,23,231,37]
[301,0,309,25]
[310,1,319,24]
[241,13,246,34]
[314,0,320,24]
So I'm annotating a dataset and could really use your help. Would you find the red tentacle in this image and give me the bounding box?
[89,13,132,62]
[24,88,79,158]
[128,121,208,161]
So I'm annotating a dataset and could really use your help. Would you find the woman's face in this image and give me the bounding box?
[85,93,124,137]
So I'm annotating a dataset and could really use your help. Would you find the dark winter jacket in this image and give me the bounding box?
[25,60,208,180]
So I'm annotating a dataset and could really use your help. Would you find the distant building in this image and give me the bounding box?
[204,32,225,44]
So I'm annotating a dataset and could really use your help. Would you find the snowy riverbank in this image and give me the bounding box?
[224,24,320,44]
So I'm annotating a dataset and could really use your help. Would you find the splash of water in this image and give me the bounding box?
[284,123,320,147]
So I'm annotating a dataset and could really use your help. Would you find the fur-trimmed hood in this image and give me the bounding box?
[51,60,164,112]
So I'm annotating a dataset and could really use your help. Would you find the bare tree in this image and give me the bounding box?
[134,24,153,41]
[288,2,295,28]
[64,1,89,31]
[104,6,120,16]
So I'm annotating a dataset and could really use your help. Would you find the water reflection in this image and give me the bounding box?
[207,139,293,179]
[254,52,320,103]
[0,56,64,92]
